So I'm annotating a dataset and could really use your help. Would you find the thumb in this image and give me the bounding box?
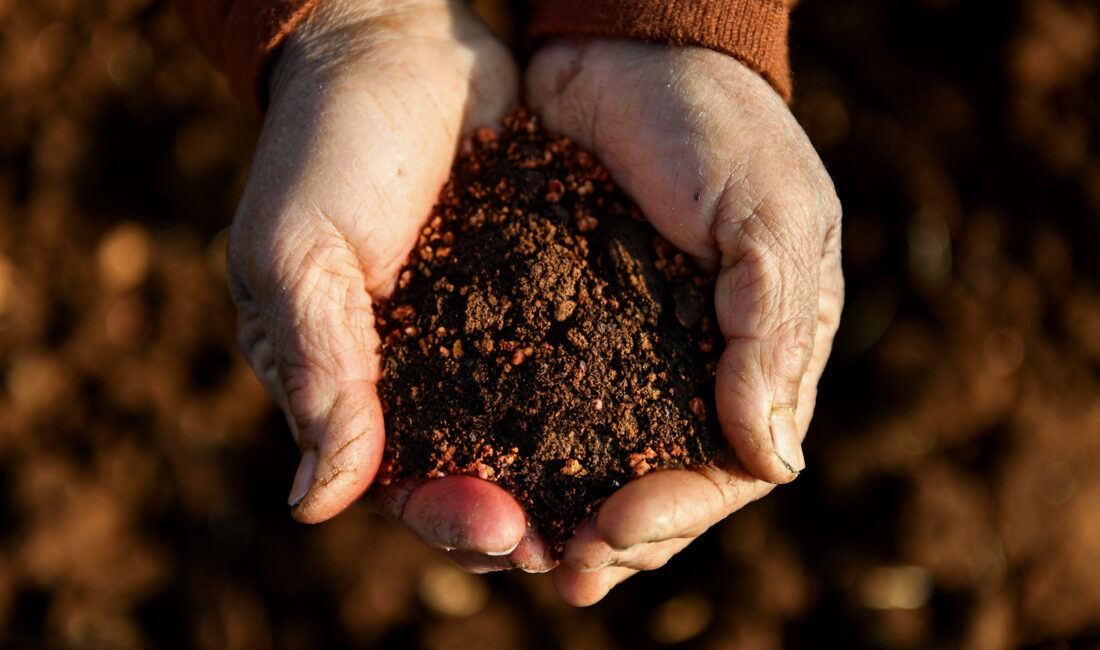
[230,227,385,523]
[713,208,820,484]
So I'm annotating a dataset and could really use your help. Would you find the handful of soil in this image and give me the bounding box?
[376,110,726,550]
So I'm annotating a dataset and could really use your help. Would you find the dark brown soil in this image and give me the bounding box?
[376,111,724,548]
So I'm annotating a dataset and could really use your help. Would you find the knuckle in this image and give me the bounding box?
[281,359,330,415]
[774,319,816,378]
[720,250,815,342]
[819,281,844,338]
[821,187,843,225]
[717,355,760,409]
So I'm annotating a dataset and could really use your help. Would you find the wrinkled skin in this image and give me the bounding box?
[227,0,842,605]
[526,38,844,604]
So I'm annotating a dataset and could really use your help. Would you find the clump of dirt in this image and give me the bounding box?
[376,110,725,548]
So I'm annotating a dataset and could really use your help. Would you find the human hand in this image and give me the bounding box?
[526,38,844,604]
[227,0,552,570]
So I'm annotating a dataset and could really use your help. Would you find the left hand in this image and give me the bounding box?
[526,38,844,605]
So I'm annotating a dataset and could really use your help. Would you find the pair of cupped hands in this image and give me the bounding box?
[228,0,842,605]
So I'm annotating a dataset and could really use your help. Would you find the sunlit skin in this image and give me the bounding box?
[227,0,842,605]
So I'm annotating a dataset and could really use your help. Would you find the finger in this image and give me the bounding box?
[398,476,526,556]
[787,225,844,449]
[595,467,774,551]
[367,477,424,521]
[229,226,385,524]
[370,478,523,567]
[371,481,525,574]
[441,527,556,574]
[508,526,557,573]
[712,194,826,483]
[553,565,638,607]
[562,519,694,572]
[610,537,693,572]
[561,519,611,572]
[443,549,514,574]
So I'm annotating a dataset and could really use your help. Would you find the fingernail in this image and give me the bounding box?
[485,540,521,557]
[288,448,318,507]
[520,565,554,574]
[770,410,806,473]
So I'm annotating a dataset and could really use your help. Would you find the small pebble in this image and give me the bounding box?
[554,300,576,321]
[546,179,565,202]
[689,397,706,419]
[392,304,416,321]
[560,459,584,476]
[577,215,598,232]
[474,125,497,144]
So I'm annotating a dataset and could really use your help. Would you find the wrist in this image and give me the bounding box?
[531,38,783,112]
[527,0,792,102]
[268,0,470,105]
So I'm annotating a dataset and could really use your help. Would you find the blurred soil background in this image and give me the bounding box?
[1,0,1099,647]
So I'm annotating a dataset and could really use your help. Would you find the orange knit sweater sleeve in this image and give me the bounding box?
[528,0,792,101]
[175,0,794,109]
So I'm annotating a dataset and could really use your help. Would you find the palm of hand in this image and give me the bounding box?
[526,39,843,604]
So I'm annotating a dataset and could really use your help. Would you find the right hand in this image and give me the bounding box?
[227,0,552,571]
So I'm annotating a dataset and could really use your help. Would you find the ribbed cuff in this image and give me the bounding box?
[528,0,792,101]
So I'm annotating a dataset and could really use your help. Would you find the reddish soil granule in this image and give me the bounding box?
[376,110,726,548]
